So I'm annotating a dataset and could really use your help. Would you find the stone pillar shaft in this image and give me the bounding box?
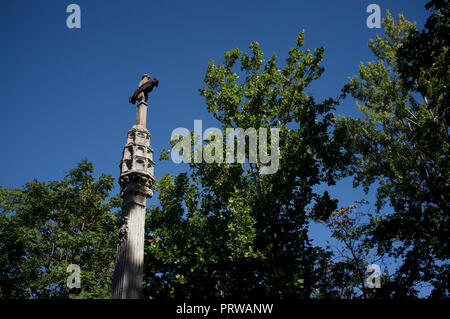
[112,124,155,299]
[136,101,147,127]
[112,192,146,299]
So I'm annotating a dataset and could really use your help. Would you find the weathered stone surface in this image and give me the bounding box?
[129,74,159,105]
[136,101,148,127]
[119,125,155,188]
[112,75,157,299]
[112,193,146,299]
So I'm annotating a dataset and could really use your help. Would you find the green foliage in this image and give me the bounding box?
[0,159,121,298]
[144,30,351,299]
[313,200,389,299]
[336,5,449,297]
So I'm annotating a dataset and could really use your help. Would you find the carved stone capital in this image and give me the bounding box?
[119,172,154,195]
[121,184,152,207]
[119,125,155,190]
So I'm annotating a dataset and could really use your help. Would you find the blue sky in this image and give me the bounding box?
[0,0,429,265]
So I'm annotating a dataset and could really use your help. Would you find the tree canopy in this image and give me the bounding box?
[0,160,121,298]
[144,30,351,299]
[335,2,449,297]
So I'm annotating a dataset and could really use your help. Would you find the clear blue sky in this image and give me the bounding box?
[0,0,429,261]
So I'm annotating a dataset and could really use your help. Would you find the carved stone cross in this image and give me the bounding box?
[129,74,159,127]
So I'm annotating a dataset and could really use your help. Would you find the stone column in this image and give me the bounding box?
[136,100,148,127]
[112,124,155,299]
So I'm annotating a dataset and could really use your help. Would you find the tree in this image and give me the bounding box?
[335,5,449,297]
[397,0,449,129]
[313,200,395,299]
[0,160,121,298]
[143,31,352,299]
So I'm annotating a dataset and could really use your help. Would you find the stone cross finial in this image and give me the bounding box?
[139,74,150,88]
[128,74,159,128]
[129,74,159,104]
